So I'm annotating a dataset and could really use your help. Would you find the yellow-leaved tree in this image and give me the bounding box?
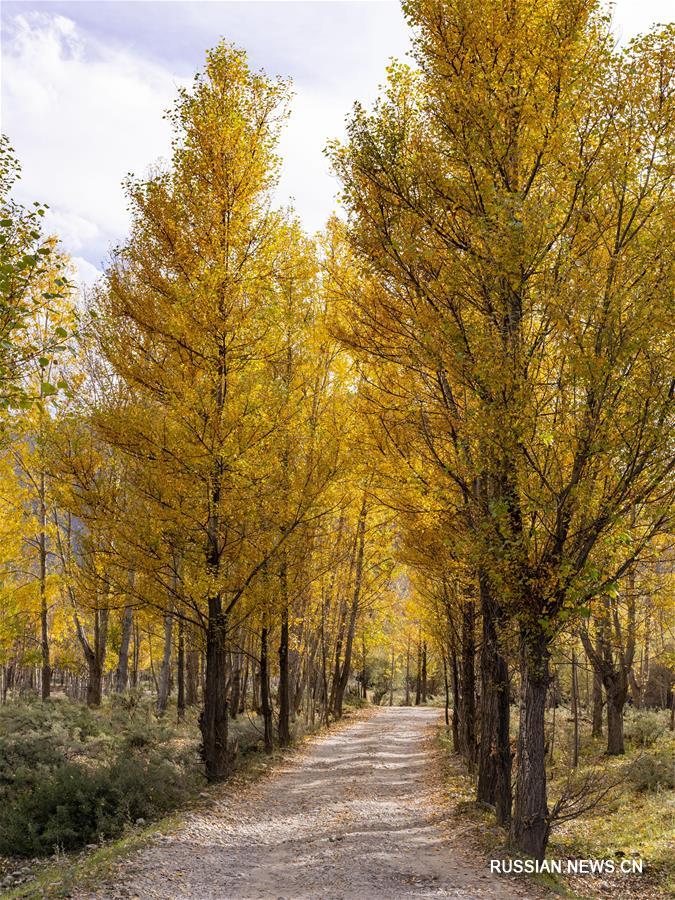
[330,0,673,858]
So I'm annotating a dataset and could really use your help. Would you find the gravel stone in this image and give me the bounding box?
[75,707,545,899]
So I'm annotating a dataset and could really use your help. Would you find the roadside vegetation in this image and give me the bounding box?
[0,693,367,895]
[0,0,672,894]
[439,706,674,899]
[0,694,259,893]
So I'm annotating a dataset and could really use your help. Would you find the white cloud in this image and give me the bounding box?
[1,1,671,267]
[276,87,350,233]
[611,0,673,42]
[71,256,103,289]
[2,11,183,268]
[46,208,101,254]
[1,5,411,260]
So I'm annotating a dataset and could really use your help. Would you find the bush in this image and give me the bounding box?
[0,750,200,857]
[0,763,119,856]
[626,749,675,793]
[0,697,202,857]
[624,708,668,747]
[344,693,369,710]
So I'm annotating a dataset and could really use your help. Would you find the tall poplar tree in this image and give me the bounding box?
[95,44,295,780]
[331,0,673,858]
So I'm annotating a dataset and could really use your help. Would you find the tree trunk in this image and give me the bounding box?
[278,566,291,746]
[510,628,550,861]
[38,470,50,700]
[405,634,411,706]
[260,625,273,753]
[450,640,460,752]
[230,648,242,720]
[639,599,651,709]
[421,642,427,703]
[186,645,199,706]
[571,650,579,767]
[442,652,450,729]
[131,622,140,687]
[115,606,133,692]
[606,680,626,755]
[87,656,103,707]
[361,636,367,699]
[389,646,394,706]
[476,574,511,826]
[177,616,185,721]
[415,636,422,705]
[580,606,630,756]
[240,644,250,713]
[157,607,174,715]
[199,596,229,781]
[592,669,603,737]
[76,606,109,709]
[332,498,367,718]
[460,597,477,769]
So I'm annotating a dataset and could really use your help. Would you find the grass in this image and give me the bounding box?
[436,706,675,900]
[2,816,180,900]
[0,694,370,898]
[546,711,675,900]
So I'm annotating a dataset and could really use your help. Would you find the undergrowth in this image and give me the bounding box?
[0,694,269,861]
[438,706,675,899]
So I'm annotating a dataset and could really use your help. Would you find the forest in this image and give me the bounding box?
[0,0,673,897]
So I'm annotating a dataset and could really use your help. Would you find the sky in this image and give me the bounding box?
[1,0,673,286]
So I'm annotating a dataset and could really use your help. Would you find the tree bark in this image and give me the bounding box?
[186,644,200,706]
[131,621,140,688]
[333,497,367,718]
[199,323,230,781]
[460,597,477,769]
[571,650,579,767]
[592,669,603,737]
[278,562,291,746]
[606,679,626,755]
[389,646,395,706]
[73,603,109,709]
[157,606,174,715]
[476,573,511,826]
[450,637,460,752]
[229,646,242,720]
[200,596,229,781]
[580,597,632,757]
[38,468,50,700]
[177,616,185,721]
[360,636,367,699]
[240,644,249,714]
[86,656,103,707]
[510,627,550,860]
[421,642,427,703]
[415,635,422,706]
[405,634,411,706]
[260,624,273,753]
[442,652,450,729]
[115,606,133,693]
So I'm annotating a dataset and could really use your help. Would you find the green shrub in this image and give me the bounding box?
[624,708,668,747]
[0,750,200,857]
[626,749,675,793]
[343,693,369,709]
[0,697,203,857]
[0,763,120,856]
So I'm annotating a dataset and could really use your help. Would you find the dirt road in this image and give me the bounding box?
[80,707,540,899]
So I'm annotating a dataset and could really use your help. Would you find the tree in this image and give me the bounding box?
[0,136,72,416]
[331,0,673,859]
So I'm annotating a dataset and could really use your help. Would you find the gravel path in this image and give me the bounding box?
[79,707,541,899]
